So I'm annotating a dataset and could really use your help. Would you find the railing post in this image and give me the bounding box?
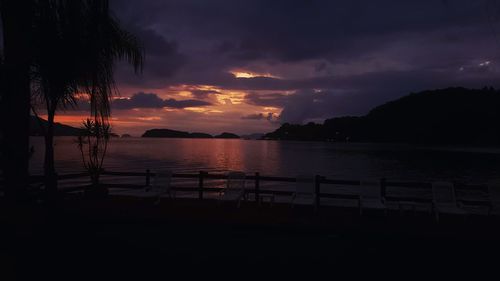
[146,169,151,187]
[255,172,260,202]
[315,175,321,211]
[198,171,205,200]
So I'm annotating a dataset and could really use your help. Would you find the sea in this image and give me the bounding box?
[28,136,500,199]
[30,137,500,179]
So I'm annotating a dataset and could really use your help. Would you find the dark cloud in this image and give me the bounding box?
[110,1,500,89]
[112,92,211,110]
[215,64,500,93]
[253,66,500,124]
[275,90,383,124]
[112,0,490,64]
[245,91,356,124]
[164,98,211,108]
[114,25,186,88]
[113,92,164,109]
[134,27,179,57]
[277,91,320,124]
[244,92,290,107]
[241,112,275,121]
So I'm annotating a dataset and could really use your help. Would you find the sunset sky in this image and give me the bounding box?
[47,0,500,136]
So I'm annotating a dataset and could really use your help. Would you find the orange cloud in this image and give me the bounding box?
[230,69,280,79]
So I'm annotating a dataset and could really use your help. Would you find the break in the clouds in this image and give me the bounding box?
[84,0,500,134]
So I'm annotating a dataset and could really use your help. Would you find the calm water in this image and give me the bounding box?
[29,136,500,185]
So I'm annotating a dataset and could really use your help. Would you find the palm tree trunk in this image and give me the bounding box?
[44,106,57,196]
[0,0,34,201]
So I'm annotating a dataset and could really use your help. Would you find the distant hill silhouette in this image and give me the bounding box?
[264,87,500,145]
[142,129,213,138]
[30,115,85,136]
[214,132,240,139]
[142,129,241,139]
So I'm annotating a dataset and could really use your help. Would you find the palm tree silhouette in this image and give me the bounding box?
[30,0,143,195]
[1,0,143,199]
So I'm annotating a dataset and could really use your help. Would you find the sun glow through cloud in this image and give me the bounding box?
[230,70,280,79]
[215,92,245,105]
[184,107,209,113]
[137,116,162,121]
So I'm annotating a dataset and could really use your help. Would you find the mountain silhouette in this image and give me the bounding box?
[30,115,85,136]
[142,129,241,139]
[142,128,212,138]
[214,132,240,139]
[264,87,500,145]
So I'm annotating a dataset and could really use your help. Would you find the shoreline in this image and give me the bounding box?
[30,135,500,152]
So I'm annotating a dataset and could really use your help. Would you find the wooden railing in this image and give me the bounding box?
[0,170,492,211]
[98,170,365,210]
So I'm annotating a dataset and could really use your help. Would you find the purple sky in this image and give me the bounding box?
[53,1,500,135]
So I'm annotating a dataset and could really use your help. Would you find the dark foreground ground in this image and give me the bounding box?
[1,194,500,280]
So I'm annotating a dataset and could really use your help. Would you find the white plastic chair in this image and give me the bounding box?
[291,175,316,209]
[359,180,387,216]
[146,171,174,204]
[432,181,467,222]
[218,171,246,208]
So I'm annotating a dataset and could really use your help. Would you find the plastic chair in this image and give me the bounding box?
[432,181,467,222]
[146,170,174,204]
[218,171,246,208]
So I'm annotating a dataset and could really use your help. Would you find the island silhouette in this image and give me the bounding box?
[141,128,240,139]
[264,87,500,145]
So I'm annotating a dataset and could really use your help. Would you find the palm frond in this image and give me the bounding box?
[31,0,144,122]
